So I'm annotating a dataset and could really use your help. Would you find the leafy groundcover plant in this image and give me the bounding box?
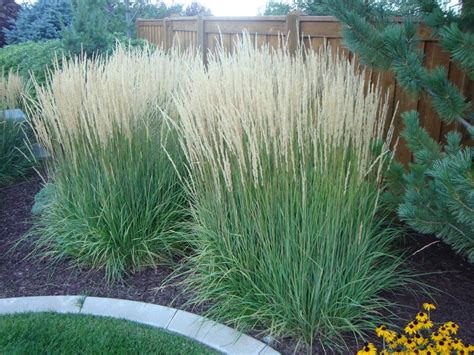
[175,37,416,351]
[0,70,33,186]
[27,46,201,281]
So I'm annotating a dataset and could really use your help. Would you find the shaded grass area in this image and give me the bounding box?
[0,312,220,355]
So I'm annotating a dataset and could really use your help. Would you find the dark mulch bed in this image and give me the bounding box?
[1,177,473,354]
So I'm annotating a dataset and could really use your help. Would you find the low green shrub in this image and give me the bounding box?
[175,39,415,351]
[0,40,66,87]
[28,46,200,281]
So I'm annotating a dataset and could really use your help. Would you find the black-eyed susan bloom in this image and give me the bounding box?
[444,321,460,335]
[416,312,428,322]
[422,319,434,329]
[431,331,443,342]
[404,338,417,351]
[396,333,408,346]
[451,338,465,351]
[404,322,418,335]
[356,342,376,355]
[423,303,436,312]
[388,340,398,350]
[413,333,428,346]
[436,339,451,353]
[375,325,390,338]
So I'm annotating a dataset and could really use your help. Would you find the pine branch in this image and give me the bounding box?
[325,0,473,135]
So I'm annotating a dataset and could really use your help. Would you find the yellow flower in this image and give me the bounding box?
[421,319,433,329]
[451,338,465,351]
[384,330,397,343]
[404,322,418,335]
[423,303,436,311]
[431,331,443,342]
[379,350,390,355]
[439,325,450,335]
[388,340,398,350]
[376,325,392,339]
[396,333,408,345]
[444,321,459,335]
[357,342,377,355]
[413,333,427,346]
[436,339,451,352]
[416,312,428,322]
[404,338,417,351]
[426,343,436,352]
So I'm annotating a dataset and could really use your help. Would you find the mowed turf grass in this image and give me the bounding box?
[0,312,220,354]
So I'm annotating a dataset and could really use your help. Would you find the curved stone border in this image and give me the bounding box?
[0,296,279,355]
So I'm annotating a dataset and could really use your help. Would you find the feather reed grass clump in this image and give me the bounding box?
[175,37,413,350]
[0,70,33,186]
[28,46,201,281]
[0,70,23,110]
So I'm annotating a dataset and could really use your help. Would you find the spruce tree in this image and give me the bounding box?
[0,0,21,47]
[324,0,474,262]
[4,0,72,45]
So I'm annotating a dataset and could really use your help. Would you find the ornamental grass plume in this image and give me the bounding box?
[0,69,23,109]
[26,45,202,281]
[0,70,33,186]
[174,34,414,350]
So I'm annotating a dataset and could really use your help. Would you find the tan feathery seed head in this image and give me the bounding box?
[28,44,202,158]
[175,34,394,194]
[0,70,24,110]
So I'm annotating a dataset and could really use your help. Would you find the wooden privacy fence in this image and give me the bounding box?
[136,14,473,163]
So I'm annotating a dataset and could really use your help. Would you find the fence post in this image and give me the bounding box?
[136,19,141,41]
[197,15,207,66]
[163,18,169,50]
[286,11,301,55]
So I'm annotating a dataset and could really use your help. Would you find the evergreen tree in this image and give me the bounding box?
[63,0,114,55]
[183,2,212,16]
[325,0,474,262]
[0,0,21,47]
[4,0,72,45]
[262,1,293,15]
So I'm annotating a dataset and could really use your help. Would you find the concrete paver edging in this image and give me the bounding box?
[0,296,279,355]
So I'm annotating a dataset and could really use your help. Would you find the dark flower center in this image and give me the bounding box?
[364,347,370,351]
[439,341,445,346]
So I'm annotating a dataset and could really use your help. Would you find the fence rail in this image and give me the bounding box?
[136,14,473,163]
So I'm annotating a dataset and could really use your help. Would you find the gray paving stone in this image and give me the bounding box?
[167,310,267,354]
[80,297,177,328]
[1,109,27,122]
[0,296,81,314]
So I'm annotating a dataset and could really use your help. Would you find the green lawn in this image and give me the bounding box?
[0,312,220,354]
